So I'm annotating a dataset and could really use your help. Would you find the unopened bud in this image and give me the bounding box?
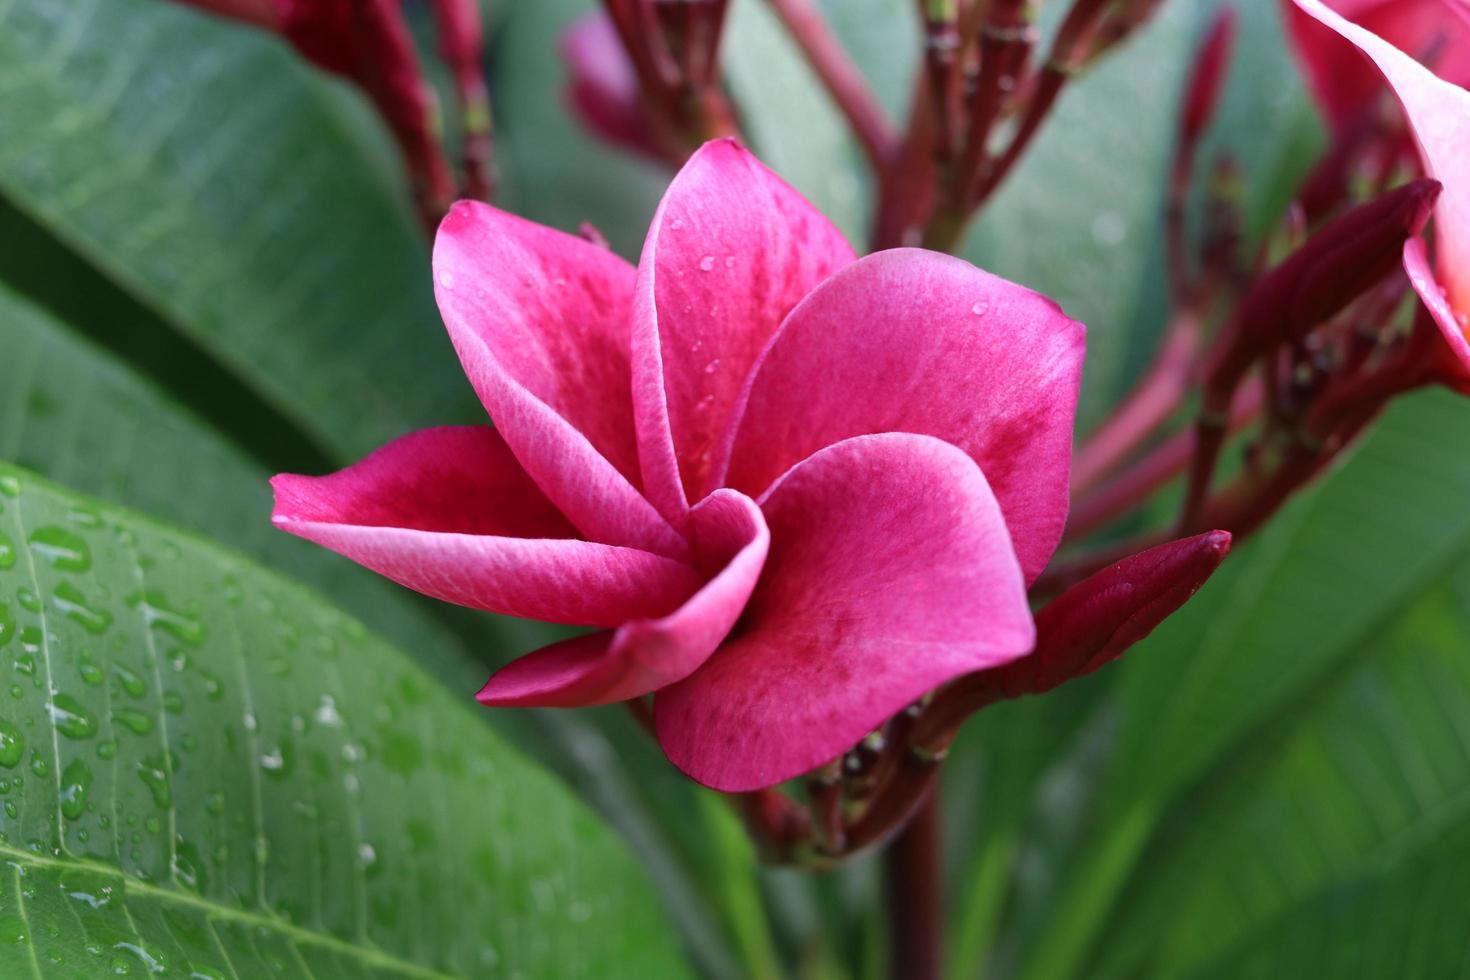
[998,531,1233,697]
[1179,7,1237,148]
[1209,178,1441,397]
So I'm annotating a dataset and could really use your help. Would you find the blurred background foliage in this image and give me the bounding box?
[2,0,1469,977]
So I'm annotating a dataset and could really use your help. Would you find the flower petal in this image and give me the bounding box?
[631,139,856,522]
[434,200,686,557]
[1293,0,1470,314]
[477,489,769,707]
[721,248,1084,584]
[1405,238,1470,385]
[1286,0,1470,129]
[271,427,700,626]
[655,433,1034,792]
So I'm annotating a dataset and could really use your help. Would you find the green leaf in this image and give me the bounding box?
[0,463,692,978]
[0,281,487,689]
[1020,389,1470,980]
[0,0,479,461]
[1181,829,1470,980]
[1099,560,1470,979]
[0,278,745,980]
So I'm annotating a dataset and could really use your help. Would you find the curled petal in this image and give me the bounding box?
[271,427,700,626]
[1405,239,1470,385]
[478,490,769,707]
[722,249,1084,584]
[434,201,686,557]
[656,433,1034,792]
[1285,0,1470,129]
[632,139,856,523]
[1293,0,1470,315]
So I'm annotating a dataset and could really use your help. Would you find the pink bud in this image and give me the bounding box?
[998,531,1233,697]
[560,11,666,162]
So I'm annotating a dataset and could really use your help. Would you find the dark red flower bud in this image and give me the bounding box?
[1180,7,1237,148]
[998,531,1233,698]
[1208,178,1441,396]
[173,0,280,30]
[910,533,1232,752]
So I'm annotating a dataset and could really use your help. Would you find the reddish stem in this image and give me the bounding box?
[885,794,944,980]
[1072,310,1203,493]
[766,0,895,170]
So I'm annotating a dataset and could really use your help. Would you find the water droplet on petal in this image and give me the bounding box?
[437,270,455,289]
[698,255,715,272]
[971,300,990,316]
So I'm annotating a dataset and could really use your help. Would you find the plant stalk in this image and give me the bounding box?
[885,792,944,980]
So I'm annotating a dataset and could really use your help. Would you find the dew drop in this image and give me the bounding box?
[77,651,104,686]
[698,255,716,272]
[0,532,14,571]
[59,758,93,820]
[0,719,23,768]
[135,753,173,809]
[0,601,12,648]
[53,582,112,635]
[113,664,147,699]
[112,709,154,736]
[28,526,91,573]
[125,590,205,646]
[437,269,455,289]
[971,300,991,316]
[49,693,97,740]
[704,358,720,375]
[0,476,18,498]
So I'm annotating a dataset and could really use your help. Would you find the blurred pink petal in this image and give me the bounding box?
[272,427,700,625]
[722,248,1084,584]
[434,201,687,557]
[631,140,857,523]
[654,434,1033,792]
[1293,0,1470,362]
[561,11,665,160]
[479,490,769,707]
[1286,0,1470,129]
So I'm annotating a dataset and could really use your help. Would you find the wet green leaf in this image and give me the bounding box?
[0,463,692,978]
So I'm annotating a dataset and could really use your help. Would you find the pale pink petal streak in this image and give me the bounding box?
[478,489,770,707]
[721,248,1084,584]
[433,201,686,557]
[655,433,1035,792]
[631,139,857,523]
[271,426,700,626]
[1293,0,1470,314]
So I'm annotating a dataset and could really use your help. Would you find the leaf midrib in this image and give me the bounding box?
[0,843,457,980]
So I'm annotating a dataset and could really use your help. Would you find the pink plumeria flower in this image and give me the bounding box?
[1293,0,1470,386]
[272,140,1085,791]
[1285,0,1470,130]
